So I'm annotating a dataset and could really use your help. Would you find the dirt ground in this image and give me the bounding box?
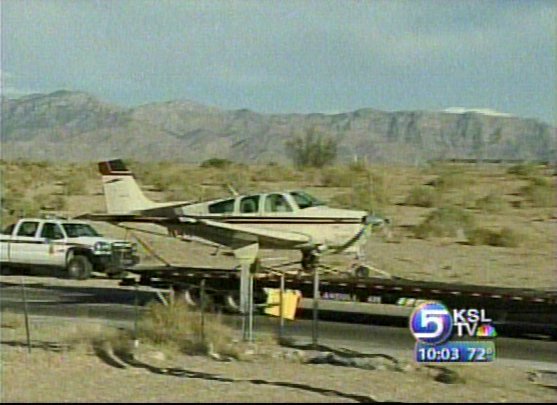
[1,318,555,403]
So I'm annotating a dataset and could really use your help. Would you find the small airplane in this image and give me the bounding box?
[79,159,388,273]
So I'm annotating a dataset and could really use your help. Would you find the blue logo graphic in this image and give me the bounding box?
[409,302,453,345]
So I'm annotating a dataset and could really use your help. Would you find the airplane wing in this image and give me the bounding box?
[193,218,312,249]
[74,213,172,224]
[74,213,313,250]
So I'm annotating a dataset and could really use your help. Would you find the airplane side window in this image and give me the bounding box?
[264,194,293,213]
[17,221,39,237]
[208,199,234,214]
[240,196,259,214]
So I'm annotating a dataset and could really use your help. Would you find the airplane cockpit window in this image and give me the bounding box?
[208,199,235,214]
[264,194,293,213]
[17,221,39,237]
[290,191,325,209]
[240,196,259,214]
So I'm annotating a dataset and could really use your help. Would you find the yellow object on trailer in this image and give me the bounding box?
[263,288,302,320]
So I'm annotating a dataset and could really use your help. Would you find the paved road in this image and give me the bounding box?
[1,276,556,369]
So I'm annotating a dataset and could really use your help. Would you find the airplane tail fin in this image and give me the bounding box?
[98,159,159,214]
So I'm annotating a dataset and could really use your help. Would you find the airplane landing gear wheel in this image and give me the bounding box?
[354,265,370,278]
[301,250,318,272]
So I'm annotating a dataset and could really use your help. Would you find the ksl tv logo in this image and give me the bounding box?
[409,302,497,345]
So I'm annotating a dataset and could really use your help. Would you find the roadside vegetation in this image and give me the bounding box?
[474,192,508,213]
[413,206,476,239]
[520,176,555,207]
[134,300,247,358]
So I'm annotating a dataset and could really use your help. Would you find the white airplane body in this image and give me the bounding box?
[85,159,386,269]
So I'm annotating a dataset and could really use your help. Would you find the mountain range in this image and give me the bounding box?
[1,90,555,164]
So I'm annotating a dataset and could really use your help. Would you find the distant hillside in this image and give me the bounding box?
[1,90,555,164]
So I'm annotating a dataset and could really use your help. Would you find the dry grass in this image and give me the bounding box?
[404,186,439,207]
[136,300,245,359]
[466,226,523,247]
[474,192,508,213]
[507,163,542,177]
[520,176,555,207]
[1,310,23,329]
[413,206,476,239]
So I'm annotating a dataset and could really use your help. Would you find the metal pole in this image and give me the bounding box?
[134,282,139,340]
[248,273,254,342]
[279,273,285,341]
[312,266,319,349]
[20,276,31,354]
[240,263,250,341]
[200,279,206,343]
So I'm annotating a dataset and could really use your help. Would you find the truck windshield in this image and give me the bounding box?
[62,223,101,238]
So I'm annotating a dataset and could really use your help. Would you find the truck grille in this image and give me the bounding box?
[110,243,136,267]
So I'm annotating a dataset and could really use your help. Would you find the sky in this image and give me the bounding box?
[1,0,556,124]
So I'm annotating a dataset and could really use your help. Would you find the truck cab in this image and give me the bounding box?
[0,218,139,279]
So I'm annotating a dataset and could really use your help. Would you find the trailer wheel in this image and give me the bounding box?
[67,256,92,280]
[179,288,216,311]
[224,293,241,313]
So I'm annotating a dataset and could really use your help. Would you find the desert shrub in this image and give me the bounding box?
[11,198,41,217]
[348,160,369,173]
[285,127,338,168]
[33,194,66,211]
[250,164,298,183]
[137,300,242,358]
[405,186,438,207]
[520,177,555,207]
[414,206,475,239]
[475,192,508,213]
[200,158,234,169]
[467,227,521,247]
[431,171,474,191]
[507,163,540,177]
[321,166,354,187]
[65,175,87,195]
[213,168,250,195]
[165,183,203,202]
[329,172,390,213]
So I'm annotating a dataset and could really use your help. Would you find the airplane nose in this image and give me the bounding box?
[363,214,385,226]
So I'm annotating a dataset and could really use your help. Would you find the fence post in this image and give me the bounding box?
[312,266,319,349]
[279,273,285,341]
[200,279,206,343]
[20,276,32,354]
[134,281,139,346]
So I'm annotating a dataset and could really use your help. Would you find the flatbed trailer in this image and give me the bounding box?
[123,265,557,337]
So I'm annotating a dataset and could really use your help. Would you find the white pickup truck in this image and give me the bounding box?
[0,218,139,279]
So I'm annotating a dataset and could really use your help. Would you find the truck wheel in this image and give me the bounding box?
[67,256,92,280]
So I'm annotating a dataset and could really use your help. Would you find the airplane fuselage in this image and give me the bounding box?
[172,191,368,251]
